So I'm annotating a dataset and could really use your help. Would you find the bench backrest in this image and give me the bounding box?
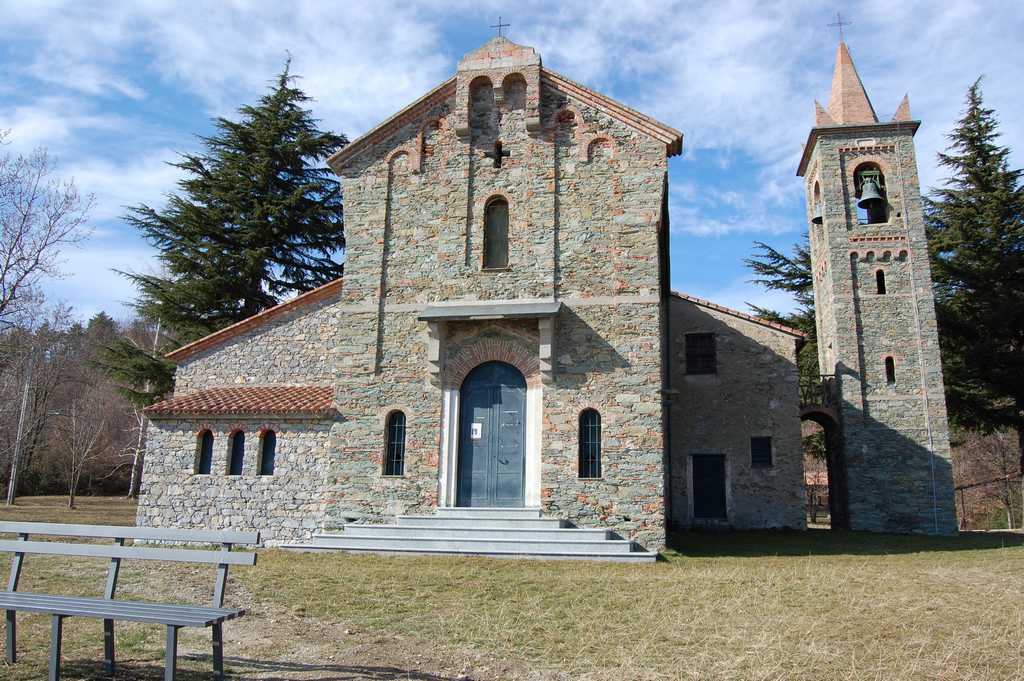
[0,522,259,608]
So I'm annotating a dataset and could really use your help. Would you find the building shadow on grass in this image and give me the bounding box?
[665,528,1024,558]
[60,656,456,681]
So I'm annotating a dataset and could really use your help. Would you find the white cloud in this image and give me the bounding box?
[64,150,182,222]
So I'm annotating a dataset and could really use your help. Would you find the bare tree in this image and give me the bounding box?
[53,392,115,509]
[0,131,93,328]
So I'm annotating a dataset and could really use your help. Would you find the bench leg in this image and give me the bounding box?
[5,610,14,664]
[212,623,224,679]
[49,615,64,681]
[165,625,179,681]
[103,619,115,674]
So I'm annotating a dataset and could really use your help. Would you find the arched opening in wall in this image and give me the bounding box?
[876,269,887,294]
[258,430,276,476]
[195,430,213,475]
[885,356,897,385]
[502,73,526,110]
[469,76,494,132]
[800,408,849,530]
[483,196,509,269]
[228,431,245,476]
[854,163,888,225]
[812,181,823,224]
[383,411,406,476]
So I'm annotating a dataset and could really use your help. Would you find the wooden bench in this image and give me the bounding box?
[0,522,259,680]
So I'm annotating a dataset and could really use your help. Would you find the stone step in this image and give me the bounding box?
[396,515,565,529]
[308,535,635,554]
[282,542,657,563]
[335,525,612,540]
[433,507,544,519]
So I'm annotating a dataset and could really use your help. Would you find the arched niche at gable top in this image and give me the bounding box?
[500,72,528,110]
[586,136,616,163]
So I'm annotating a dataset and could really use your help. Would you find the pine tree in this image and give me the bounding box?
[108,61,347,402]
[926,78,1024,492]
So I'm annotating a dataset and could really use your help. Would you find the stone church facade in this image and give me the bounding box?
[137,37,954,549]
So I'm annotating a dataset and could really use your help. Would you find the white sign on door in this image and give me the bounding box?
[471,422,483,440]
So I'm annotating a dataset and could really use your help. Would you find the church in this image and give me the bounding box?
[137,36,956,559]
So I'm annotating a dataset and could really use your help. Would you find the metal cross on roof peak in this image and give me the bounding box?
[828,12,852,43]
[490,16,510,38]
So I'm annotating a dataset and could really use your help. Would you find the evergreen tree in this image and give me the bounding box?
[745,236,819,383]
[925,78,1024,477]
[108,61,347,403]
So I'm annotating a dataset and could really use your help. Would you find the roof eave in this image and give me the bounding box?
[669,290,806,339]
[796,120,921,176]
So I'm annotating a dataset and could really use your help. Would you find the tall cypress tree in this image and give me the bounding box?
[108,61,347,401]
[926,78,1024,485]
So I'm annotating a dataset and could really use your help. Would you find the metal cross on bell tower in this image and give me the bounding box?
[828,12,852,42]
[490,16,510,38]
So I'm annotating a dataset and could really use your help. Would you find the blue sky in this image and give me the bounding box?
[1,0,1021,321]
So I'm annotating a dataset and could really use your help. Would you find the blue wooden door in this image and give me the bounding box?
[457,362,526,507]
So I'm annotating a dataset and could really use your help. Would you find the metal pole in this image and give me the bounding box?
[6,356,33,506]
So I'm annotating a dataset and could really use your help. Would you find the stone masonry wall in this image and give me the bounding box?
[666,297,806,530]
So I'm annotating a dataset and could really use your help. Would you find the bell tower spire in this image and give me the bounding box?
[797,41,956,536]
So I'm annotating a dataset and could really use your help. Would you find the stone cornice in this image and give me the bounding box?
[796,120,920,177]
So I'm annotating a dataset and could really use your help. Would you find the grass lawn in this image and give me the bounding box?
[1,497,1022,680]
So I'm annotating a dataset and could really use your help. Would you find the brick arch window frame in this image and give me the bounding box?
[195,429,214,475]
[482,194,510,270]
[851,160,890,225]
[227,429,245,476]
[578,408,603,479]
[383,410,407,477]
[258,429,277,476]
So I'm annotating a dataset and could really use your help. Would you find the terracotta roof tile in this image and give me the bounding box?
[145,386,336,418]
[670,291,806,339]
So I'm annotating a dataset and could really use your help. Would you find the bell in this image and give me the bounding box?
[811,203,823,224]
[857,179,884,210]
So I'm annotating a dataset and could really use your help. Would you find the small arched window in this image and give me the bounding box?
[384,411,406,476]
[259,430,276,476]
[855,164,888,225]
[579,409,602,479]
[876,270,887,294]
[483,198,509,269]
[196,430,213,475]
[228,431,245,476]
[885,357,896,385]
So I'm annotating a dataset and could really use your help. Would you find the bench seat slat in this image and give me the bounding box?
[0,522,259,545]
[0,540,256,566]
[0,593,243,626]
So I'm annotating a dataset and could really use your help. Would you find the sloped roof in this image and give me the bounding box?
[826,42,877,125]
[145,385,336,418]
[166,278,343,362]
[670,291,806,338]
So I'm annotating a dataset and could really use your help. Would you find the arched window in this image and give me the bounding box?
[259,431,276,476]
[579,409,602,479]
[855,164,888,225]
[384,411,406,476]
[885,357,896,385]
[811,181,823,224]
[228,431,245,476]
[483,198,509,269]
[196,430,213,475]
[876,270,887,294]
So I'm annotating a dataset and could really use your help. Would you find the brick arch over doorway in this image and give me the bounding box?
[445,336,540,389]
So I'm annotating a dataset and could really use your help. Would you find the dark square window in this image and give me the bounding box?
[685,333,717,375]
[751,436,773,468]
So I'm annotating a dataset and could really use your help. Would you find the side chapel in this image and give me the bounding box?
[137,36,955,557]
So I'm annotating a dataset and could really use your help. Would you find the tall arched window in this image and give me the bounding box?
[196,430,213,475]
[876,270,887,294]
[228,431,245,476]
[259,430,276,476]
[384,411,406,476]
[483,197,509,269]
[579,409,602,479]
[855,164,888,225]
[885,357,897,385]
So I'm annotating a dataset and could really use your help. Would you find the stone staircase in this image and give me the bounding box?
[282,507,657,563]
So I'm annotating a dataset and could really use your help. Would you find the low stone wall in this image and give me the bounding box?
[137,418,336,544]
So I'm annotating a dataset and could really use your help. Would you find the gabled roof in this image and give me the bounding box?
[327,64,682,172]
[166,278,343,362]
[145,386,336,418]
[670,291,806,339]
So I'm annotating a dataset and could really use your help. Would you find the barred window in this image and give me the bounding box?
[384,411,406,476]
[579,409,602,479]
[751,436,773,468]
[196,430,213,475]
[685,333,717,375]
[259,431,276,476]
[228,431,245,476]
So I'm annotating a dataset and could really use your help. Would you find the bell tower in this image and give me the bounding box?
[798,42,956,534]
